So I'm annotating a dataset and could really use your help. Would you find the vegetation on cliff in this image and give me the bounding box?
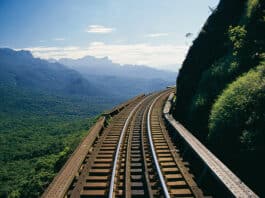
[174,0,265,195]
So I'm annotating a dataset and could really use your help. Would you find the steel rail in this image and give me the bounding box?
[141,103,154,198]
[108,96,147,198]
[147,93,171,198]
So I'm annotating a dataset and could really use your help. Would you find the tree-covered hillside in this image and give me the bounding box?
[0,49,121,198]
[174,0,265,195]
[0,84,110,198]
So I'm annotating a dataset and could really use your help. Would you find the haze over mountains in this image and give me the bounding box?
[0,48,107,97]
[58,55,177,80]
[57,55,176,98]
[0,48,176,103]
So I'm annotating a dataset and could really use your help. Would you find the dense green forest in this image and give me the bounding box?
[0,85,113,198]
[0,48,126,197]
[174,0,265,195]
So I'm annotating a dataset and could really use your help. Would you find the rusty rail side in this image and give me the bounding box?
[163,93,258,198]
[41,94,145,198]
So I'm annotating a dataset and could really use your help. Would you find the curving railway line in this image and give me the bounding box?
[66,90,202,197]
[42,89,258,198]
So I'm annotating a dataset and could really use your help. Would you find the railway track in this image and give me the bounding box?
[62,90,204,198]
[42,88,259,197]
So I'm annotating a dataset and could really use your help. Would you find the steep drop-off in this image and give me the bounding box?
[174,0,265,195]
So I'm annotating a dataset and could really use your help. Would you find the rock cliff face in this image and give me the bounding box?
[174,0,265,195]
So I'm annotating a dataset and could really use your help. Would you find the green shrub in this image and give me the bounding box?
[246,0,259,18]
[209,63,265,153]
[188,55,239,140]
[228,25,247,56]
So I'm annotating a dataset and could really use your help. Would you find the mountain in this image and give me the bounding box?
[85,75,171,98]
[0,48,105,97]
[58,55,176,98]
[0,47,176,104]
[174,0,265,195]
[58,55,177,80]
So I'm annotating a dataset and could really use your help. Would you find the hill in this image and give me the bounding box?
[58,55,176,80]
[0,48,107,97]
[0,84,102,197]
[58,56,176,98]
[174,0,265,195]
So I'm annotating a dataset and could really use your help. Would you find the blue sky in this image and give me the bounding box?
[0,0,219,71]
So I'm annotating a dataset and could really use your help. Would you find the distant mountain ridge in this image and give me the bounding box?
[0,48,106,97]
[58,55,177,80]
[57,54,176,98]
[0,48,176,100]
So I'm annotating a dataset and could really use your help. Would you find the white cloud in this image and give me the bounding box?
[86,25,115,34]
[145,33,169,38]
[53,38,65,41]
[20,42,188,71]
